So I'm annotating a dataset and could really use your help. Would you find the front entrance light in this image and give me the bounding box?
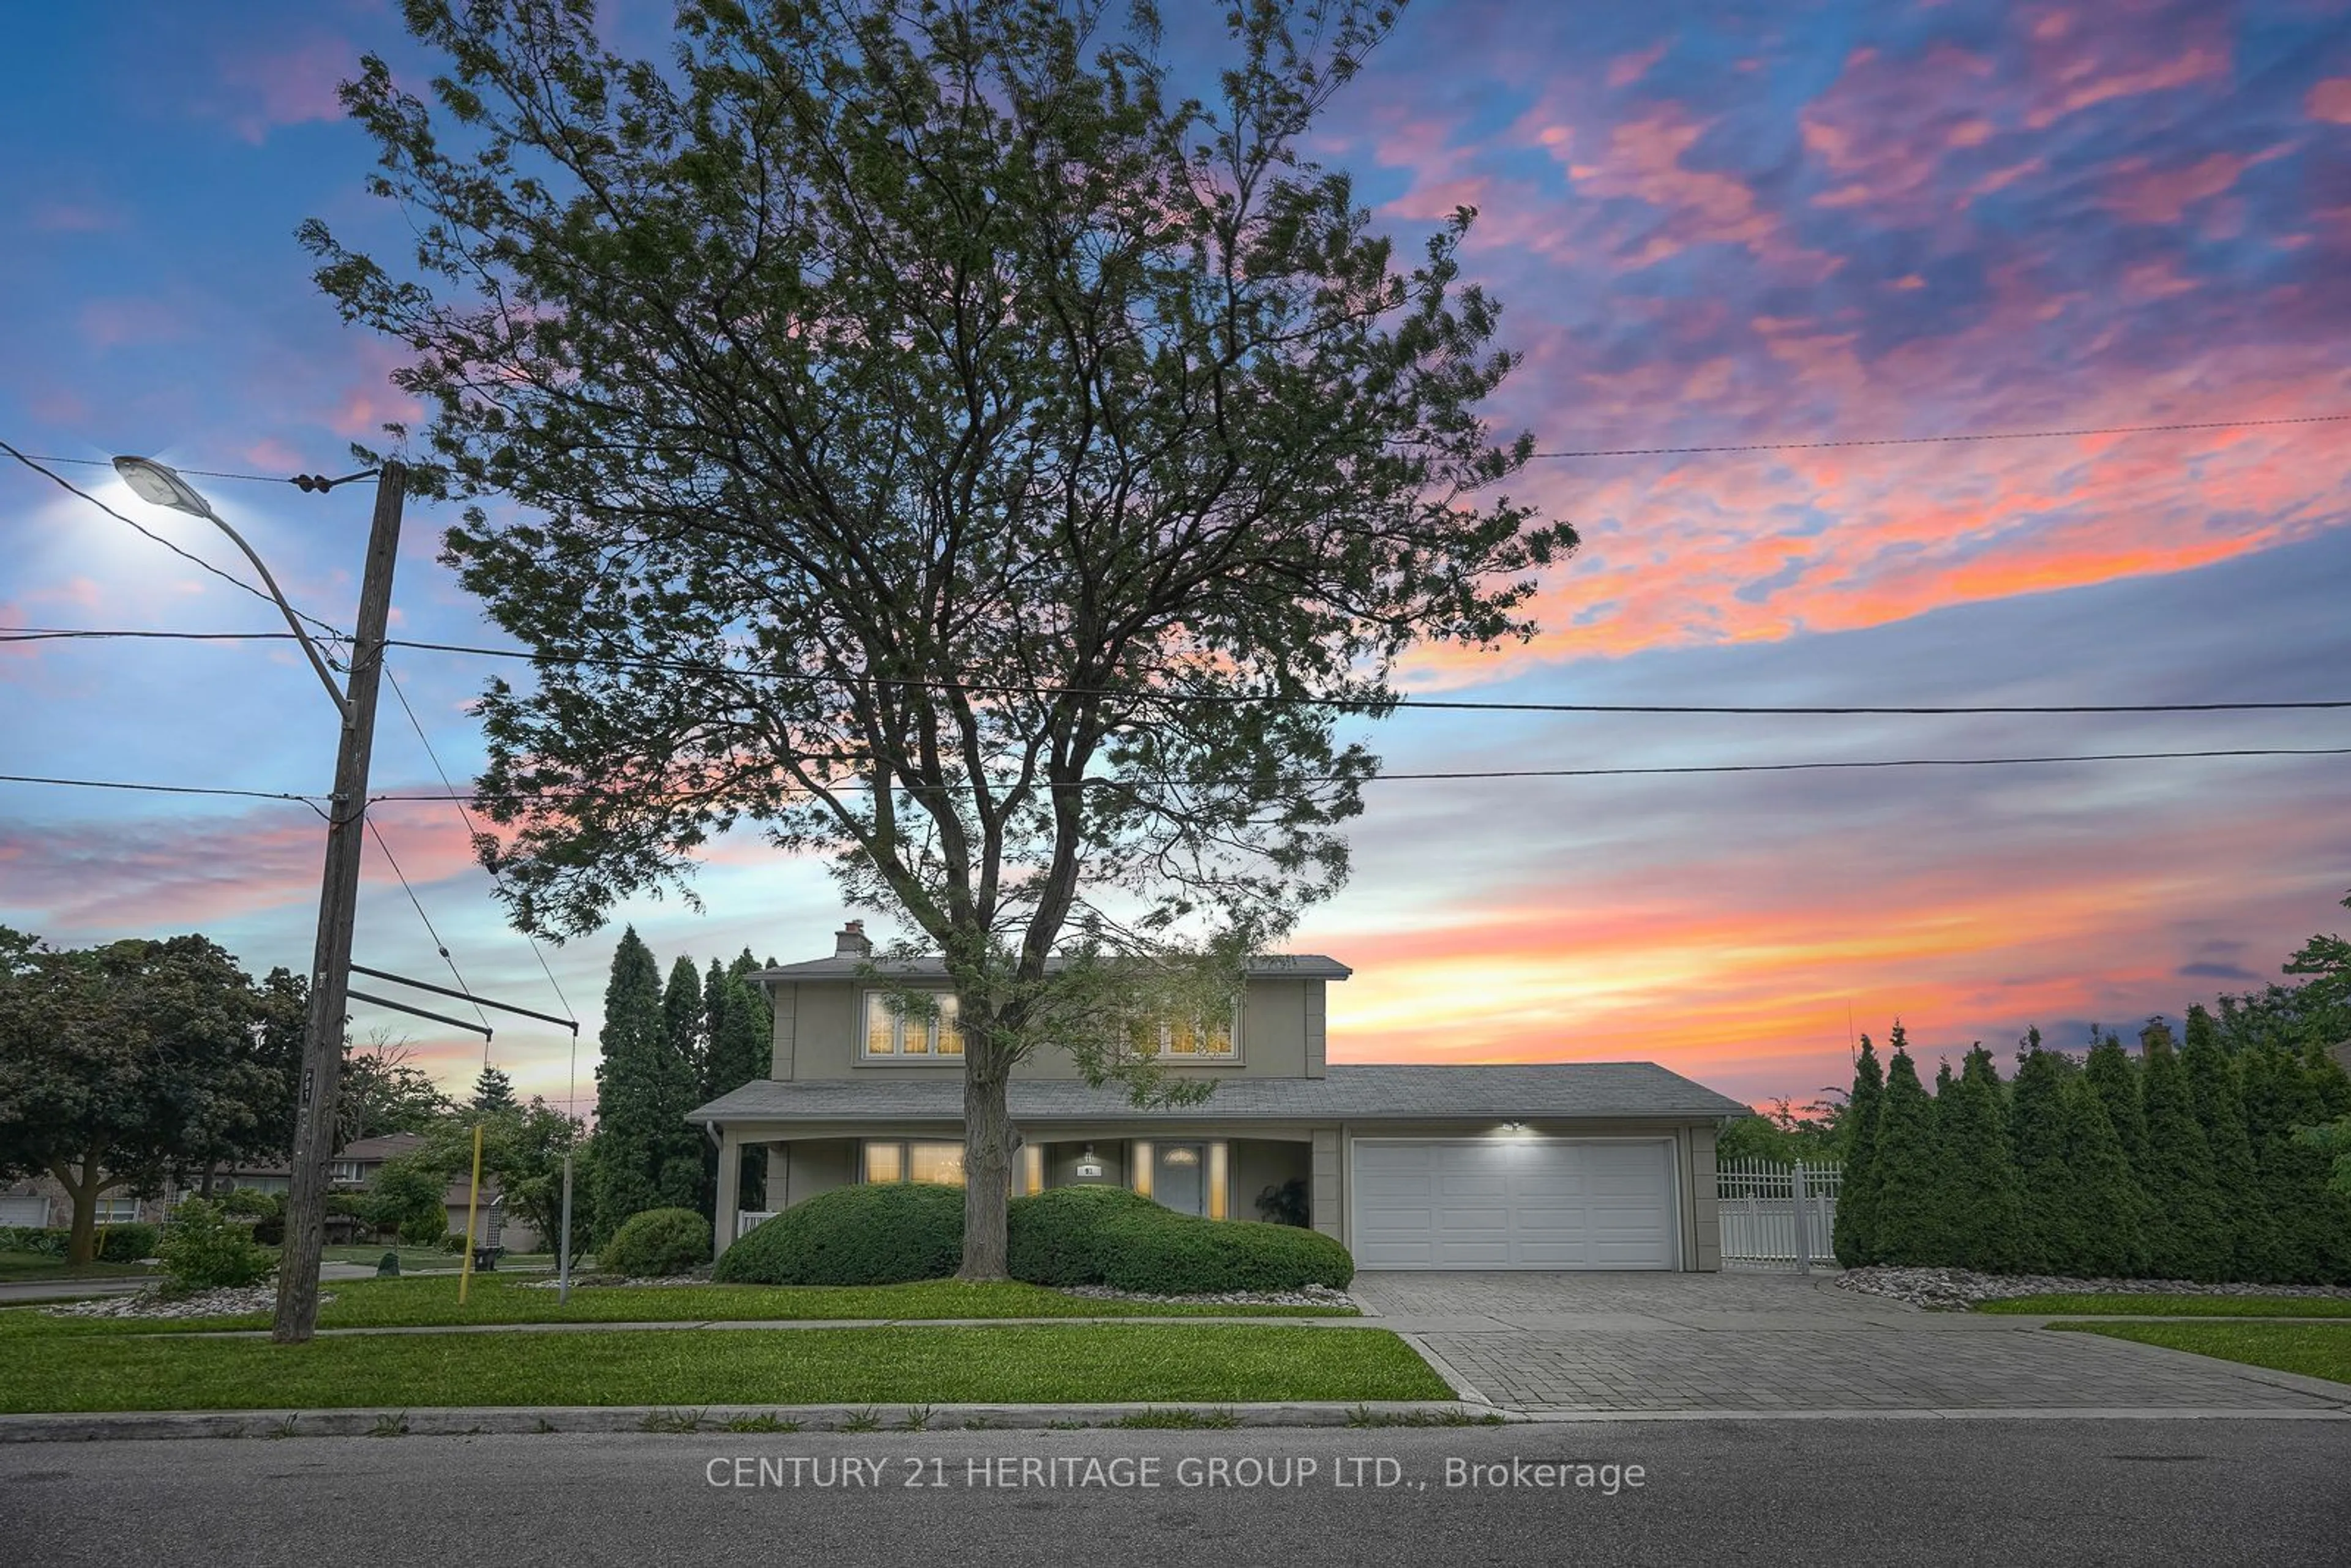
[1074,1145,1104,1180]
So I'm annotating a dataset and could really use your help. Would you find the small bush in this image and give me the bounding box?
[216,1187,285,1220]
[156,1199,275,1291]
[0,1225,69,1258]
[97,1221,160,1262]
[716,1183,964,1285]
[1092,1212,1354,1294]
[602,1207,712,1277]
[1006,1185,1163,1286]
[435,1231,470,1255]
[400,1212,449,1247]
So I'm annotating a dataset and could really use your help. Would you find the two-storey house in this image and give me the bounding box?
[689,921,1746,1271]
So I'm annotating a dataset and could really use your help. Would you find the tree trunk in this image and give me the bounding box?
[959,1044,1015,1281]
[52,1145,107,1266]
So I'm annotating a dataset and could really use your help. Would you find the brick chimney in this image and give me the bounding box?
[834,920,871,958]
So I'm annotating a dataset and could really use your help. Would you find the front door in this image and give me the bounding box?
[1155,1143,1207,1216]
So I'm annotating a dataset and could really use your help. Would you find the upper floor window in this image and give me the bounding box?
[1128,1005,1241,1062]
[861,990,964,1060]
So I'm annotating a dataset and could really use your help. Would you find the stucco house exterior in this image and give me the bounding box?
[689,921,1747,1270]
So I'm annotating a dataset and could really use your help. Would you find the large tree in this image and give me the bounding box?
[703,952,773,1213]
[307,0,1572,1275]
[338,1032,460,1141]
[1867,1045,1947,1267]
[0,929,300,1262]
[1933,1045,2026,1273]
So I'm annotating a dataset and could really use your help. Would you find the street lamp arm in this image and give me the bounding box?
[190,504,351,721]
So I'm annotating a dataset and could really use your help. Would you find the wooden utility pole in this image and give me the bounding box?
[272,462,405,1345]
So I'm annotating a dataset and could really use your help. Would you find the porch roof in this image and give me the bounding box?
[688,1062,1745,1125]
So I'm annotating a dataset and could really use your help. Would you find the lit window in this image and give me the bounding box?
[1128,1007,1240,1060]
[863,1141,968,1187]
[908,1143,966,1185]
[861,992,964,1059]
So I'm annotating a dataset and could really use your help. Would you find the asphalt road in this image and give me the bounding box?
[4,1420,2344,1566]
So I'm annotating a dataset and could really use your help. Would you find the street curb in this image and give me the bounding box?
[0,1401,1512,1444]
[1496,1406,2351,1422]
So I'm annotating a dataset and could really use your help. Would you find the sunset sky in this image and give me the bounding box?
[4,0,2347,1116]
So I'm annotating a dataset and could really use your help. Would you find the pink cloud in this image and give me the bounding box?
[2020,12,2229,130]
[78,298,186,353]
[210,38,357,144]
[1605,42,1670,90]
[2303,77,2351,124]
[2101,151,2259,226]
[29,201,124,233]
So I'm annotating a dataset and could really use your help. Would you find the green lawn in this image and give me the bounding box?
[2052,1321,2351,1386]
[1979,1294,2351,1318]
[0,1273,1352,1338]
[0,1324,1444,1412]
[0,1250,156,1285]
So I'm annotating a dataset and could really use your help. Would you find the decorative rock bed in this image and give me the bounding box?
[1834,1264,2351,1311]
[1058,1282,1358,1310]
[45,1284,333,1320]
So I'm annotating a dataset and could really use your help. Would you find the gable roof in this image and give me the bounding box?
[753,953,1352,983]
[690,1061,1745,1123]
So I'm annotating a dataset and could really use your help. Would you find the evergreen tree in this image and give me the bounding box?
[699,957,773,1214]
[2008,1041,2071,1273]
[470,1063,519,1115]
[662,955,707,1079]
[1831,1034,1886,1267]
[2237,1041,2335,1282]
[1935,1045,2027,1272]
[2137,1018,2230,1280]
[2181,1004,2271,1277]
[2083,1030,2147,1169]
[2056,1071,2147,1277]
[1868,1042,1949,1266]
[587,929,704,1241]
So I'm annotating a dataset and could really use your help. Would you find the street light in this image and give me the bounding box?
[111,457,351,717]
[112,453,408,1346]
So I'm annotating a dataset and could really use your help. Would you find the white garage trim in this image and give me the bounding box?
[1346,1136,1682,1271]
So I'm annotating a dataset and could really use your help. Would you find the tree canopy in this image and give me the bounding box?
[307,0,1572,1275]
[0,928,301,1262]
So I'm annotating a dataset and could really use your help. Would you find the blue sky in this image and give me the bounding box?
[4,0,2348,1114]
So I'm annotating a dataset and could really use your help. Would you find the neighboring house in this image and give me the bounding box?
[0,1176,154,1231]
[201,1131,545,1251]
[688,921,1748,1271]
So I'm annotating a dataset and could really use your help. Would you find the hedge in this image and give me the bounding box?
[0,1223,161,1263]
[714,1183,965,1286]
[601,1206,711,1277]
[1005,1185,1163,1286]
[1089,1210,1355,1294]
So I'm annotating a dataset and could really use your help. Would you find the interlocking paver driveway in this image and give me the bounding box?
[1352,1271,2349,1413]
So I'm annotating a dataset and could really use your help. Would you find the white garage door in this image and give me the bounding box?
[1350,1139,1679,1270]
[0,1195,50,1228]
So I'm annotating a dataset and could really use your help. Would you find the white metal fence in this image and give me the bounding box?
[1717,1158,1842,1272]
[735,1209,776,1240]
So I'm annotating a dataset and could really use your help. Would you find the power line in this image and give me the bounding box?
[1528,412,2351,459]
[8,626,2348,718]
[362,815,494,1039]
[18,410,2345,478]
[15,746,2344,809]
[0,773,324,804]
[383,661,577,1026]
[4,451,304,486]
[0,445,354,651]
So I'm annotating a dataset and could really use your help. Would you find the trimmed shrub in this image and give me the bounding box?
[715,1182,964,1285]
[97,1221,160,1262]
[1090,1210,1355,1294]
[601,1206,711,1277]
[156,1199,274,1291]
[1,1223,160,1262]
[436,1231,470,1254]
[400,1212,449,1247]
[1007,1185,1163,1285]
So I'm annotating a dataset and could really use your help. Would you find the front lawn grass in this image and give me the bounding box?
[2052,1321,2351,1386]
[1979,1294,2351,1318]
[0,1274,1352,1338]
[0,1251,155,1284]
[0,1324,1444,1412]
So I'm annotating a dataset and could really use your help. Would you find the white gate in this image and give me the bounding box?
[1717,1158,1841,1271]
